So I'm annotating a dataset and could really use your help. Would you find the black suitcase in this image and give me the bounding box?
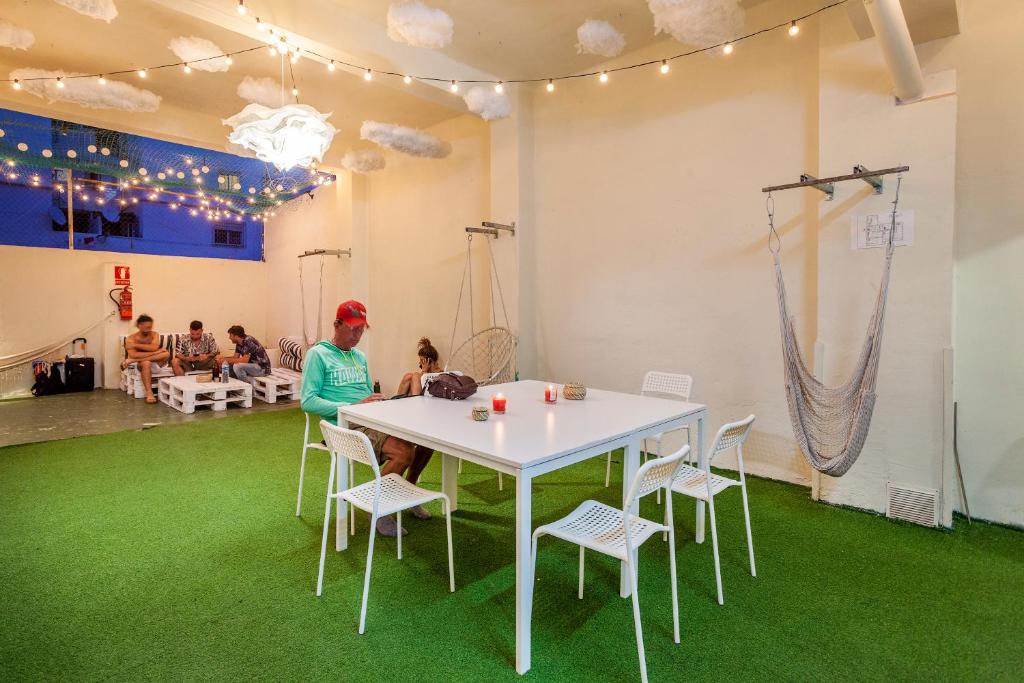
[65,337,95,393]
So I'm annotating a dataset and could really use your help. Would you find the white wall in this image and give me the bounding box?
[0,245,266,396]
[525,18,822,485]
[362,115,492,394]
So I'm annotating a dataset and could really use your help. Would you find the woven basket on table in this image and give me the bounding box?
[562,383,587,400]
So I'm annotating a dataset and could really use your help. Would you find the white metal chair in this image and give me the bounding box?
[605,371,694,493]
[297,413,356,535]
[668,414,756,606]
[316,420,455,634]
[532,444,690,683]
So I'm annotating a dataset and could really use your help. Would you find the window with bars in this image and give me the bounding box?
[213,222,244,247]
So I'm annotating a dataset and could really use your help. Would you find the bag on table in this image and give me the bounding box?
[426,372,478,400]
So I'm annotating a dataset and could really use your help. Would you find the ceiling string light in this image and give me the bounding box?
[0,1,848,92]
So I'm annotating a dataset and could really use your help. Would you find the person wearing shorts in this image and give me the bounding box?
[300,300,434,537]
[172,320,220,375]
[122,313,170,404]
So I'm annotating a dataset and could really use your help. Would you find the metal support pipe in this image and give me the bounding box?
[299,248,351,258]
[481,221,516,236]
[762,165,909,193]
[863,0,924,103]
[466,227,500,237]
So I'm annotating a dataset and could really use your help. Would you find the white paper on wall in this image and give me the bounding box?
[850,209,914,249]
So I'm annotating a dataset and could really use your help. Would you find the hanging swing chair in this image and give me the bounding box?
[768,173,904,477]
[446,231,517,386]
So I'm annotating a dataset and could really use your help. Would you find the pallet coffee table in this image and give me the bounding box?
[251,368,302,404]
[158,376,253,414]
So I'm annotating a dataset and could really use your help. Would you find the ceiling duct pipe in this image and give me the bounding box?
[863,0,924,102]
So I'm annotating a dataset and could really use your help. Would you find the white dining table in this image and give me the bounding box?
[337,379,707,675]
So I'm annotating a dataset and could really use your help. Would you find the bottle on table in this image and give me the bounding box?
[373,380,381,394]
[212,363,220,381]
[221,362,230,383]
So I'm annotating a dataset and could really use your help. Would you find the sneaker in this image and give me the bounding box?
[375,514,408,537]
[410,504,432,520]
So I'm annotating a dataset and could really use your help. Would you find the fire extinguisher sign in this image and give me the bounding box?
[114,265,131,286]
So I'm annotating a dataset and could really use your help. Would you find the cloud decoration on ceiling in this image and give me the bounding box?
[386,1,454,49]
[9,68,160,112]
[223,103,337,171]
[52,0,118,23]
[576,19,626,57]
[341,149,387,173]
[0,21,35,51]
[360,121,451,159]
[463,86,511,121]
[647,0,745,47]
[168,36,231,72]
[237,76,282,108]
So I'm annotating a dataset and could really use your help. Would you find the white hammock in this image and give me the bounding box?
[769,176,901,476]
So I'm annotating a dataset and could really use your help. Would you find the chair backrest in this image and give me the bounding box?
[641,371,693,401]
[624,444,691,511]
[708,415,756,467]
[320,420,381,478]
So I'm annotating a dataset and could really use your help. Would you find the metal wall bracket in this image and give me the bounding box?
[299,248,351,258]
[466,221,516,238]
[853,165,884,194]
[799,174,835,201]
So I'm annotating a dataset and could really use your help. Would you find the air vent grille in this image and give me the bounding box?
[886,483,939,527]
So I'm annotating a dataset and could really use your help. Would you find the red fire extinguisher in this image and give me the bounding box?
[109,286,133,321]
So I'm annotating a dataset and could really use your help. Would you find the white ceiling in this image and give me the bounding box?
[0,0,959,160]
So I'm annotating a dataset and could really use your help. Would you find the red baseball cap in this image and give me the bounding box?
[336,300,369,328]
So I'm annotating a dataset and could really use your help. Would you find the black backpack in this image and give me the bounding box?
[31,362,67,397]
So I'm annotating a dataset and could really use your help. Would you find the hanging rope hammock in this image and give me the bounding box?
[768,175,903,477]
[298,252,326,347]
[446,233,517,385]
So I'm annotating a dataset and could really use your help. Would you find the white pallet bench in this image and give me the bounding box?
[158,376,253,414]
[251,368,302,404]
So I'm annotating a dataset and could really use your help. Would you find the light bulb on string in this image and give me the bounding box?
[290,50,300,64]
[225,56,233,66]
[546,79,554,92]
[363,69,372,81]
[269,46,277,57]
[327,60,336,72]
[599,71,608,83]
[56,77,65,89]
[237,0,246,16]
[138,69,147,78]
[256,18,266,32]
[494,81,503,94]
[450,80,458,93]
[12,79,21,90]
[183,64,192,74]
[403,75,412,84]
[723,42,734,55]
[291,86,299,96]
[660,60,670,74]
[98,75,107,85]
[789,21,800,37]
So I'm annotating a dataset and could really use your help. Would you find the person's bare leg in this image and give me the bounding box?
[375,439,415,536]
[408,445,435,519]
[397,372,414,395]
[410,371,425,396]
[172,358,185,376]
[140,360,156,402]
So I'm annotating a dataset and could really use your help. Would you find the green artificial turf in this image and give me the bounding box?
[1,409,1021,681]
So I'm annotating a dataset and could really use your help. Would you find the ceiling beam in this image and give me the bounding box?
[149,0,497,111]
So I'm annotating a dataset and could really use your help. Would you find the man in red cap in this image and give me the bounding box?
[300,300,432,537]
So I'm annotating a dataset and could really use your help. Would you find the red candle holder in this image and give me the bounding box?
[544,385,558,403]
[492,393,507,414]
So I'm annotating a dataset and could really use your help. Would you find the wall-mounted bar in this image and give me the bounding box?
[853,165,885,194]
[481,221,516,236]
[762,165,910,194]
[299,248,351,258]
[466,227,499,237]
[800,174,835,201]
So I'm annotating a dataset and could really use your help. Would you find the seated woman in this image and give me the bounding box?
[396,337,442,396]
[395,338,442,519]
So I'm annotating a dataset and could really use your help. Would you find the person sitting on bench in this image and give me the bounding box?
[172,320,220,376]
[217,325,270,384]
[122,313,170,404]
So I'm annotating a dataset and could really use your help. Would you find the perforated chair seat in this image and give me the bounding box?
[535,501,668,561]
[670,465,741,501]
[338,473,446,518]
